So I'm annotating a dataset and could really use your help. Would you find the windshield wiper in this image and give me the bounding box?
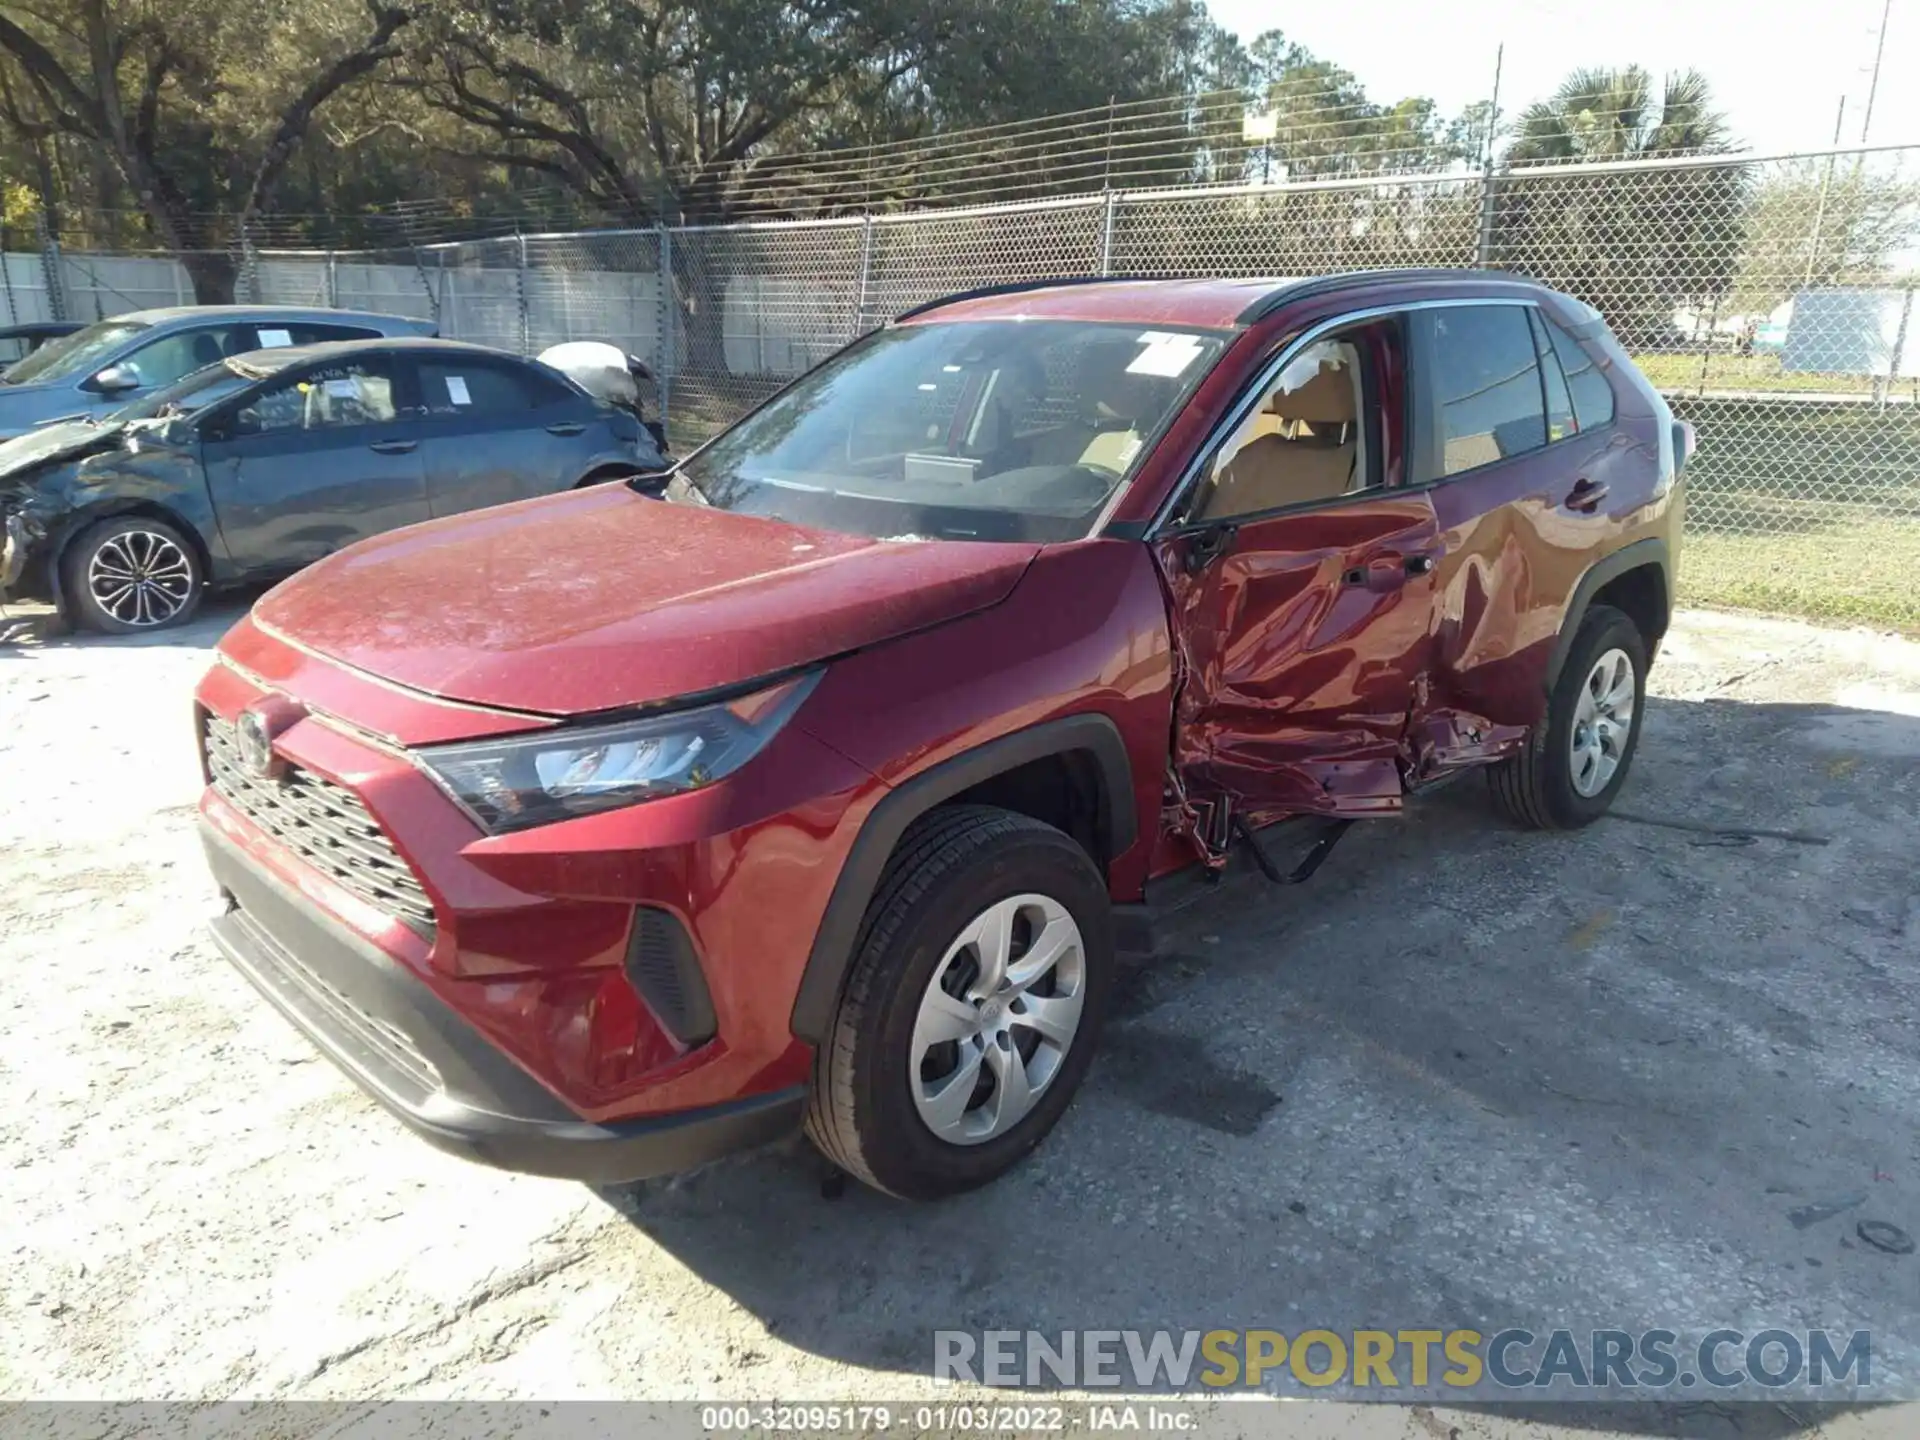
[629,464,710,508]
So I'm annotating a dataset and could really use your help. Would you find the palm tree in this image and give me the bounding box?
[1493,66,1745,348]
[1509,67,1731,163]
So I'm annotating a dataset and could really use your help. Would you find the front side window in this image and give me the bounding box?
[109,362,256,422]
[1412,306,1548,481]
[225,360,396,437]
[1,320,148,385]
[1194,320,1401,521]
[679,319,1229,542]
[119,325,257,390]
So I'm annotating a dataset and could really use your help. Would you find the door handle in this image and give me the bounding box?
[1344,551,1438,589]
[369,438,418,454]
[1566,477,1609,513]
[545,421,587,436]
[1343,557,1410,593]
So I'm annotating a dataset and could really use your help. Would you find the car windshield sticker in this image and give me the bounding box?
[1128,331,1205,378]
[445,375,472,406]
[322,377,357,399]
[256,328,292,348]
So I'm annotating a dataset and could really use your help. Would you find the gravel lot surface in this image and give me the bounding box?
[3,597,1918,1440]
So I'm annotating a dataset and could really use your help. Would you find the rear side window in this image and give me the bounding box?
[1528,309,1578,441]
[252,323,379,349]
[413,359,572,417]
[1542,315,1616,431]
[1412,305,1547,480]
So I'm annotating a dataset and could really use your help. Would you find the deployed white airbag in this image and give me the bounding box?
[539,341,640,409]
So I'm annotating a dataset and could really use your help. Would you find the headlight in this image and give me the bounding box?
[417,671,819,833]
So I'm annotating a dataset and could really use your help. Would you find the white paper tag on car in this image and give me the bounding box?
[257,328,292,347]
[1127,331,1204,377]
[445,375,472,406]
[323,378,357,398]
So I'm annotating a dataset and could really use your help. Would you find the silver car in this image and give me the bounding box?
[0,306,436,440]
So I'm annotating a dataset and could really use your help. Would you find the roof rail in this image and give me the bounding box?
[1234,267,1529,324]
[893,275,1150,323]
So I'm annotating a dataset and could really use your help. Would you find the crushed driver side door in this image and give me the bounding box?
[1149,314,1442,849]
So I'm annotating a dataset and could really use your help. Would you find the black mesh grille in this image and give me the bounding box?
[625,907,715,1047]
[204,716,437,940]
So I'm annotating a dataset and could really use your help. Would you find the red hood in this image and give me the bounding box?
[251,486,1039,715]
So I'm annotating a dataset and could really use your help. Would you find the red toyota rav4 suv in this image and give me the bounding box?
[196,271,1687,1199]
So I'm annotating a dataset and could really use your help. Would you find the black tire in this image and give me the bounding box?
[62,515,204,634]
[805,805,1113,1200]
[1490,602,1648,829]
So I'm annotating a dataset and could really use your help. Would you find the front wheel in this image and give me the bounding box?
[805,805,1113,1200]
[63,516,204,634]
[1489,602,1647,829]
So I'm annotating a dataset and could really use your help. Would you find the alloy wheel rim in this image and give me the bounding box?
[86,530,193,627]
[909,893,1087,1146]
[1569,646,1636,797]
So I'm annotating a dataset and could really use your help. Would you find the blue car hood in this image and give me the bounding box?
[0,383,88,443]
[0,417,121,484]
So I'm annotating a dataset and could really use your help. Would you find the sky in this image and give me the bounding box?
[1207,0,1920,156]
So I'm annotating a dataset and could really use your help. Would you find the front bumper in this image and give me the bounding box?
[1,508,41,595]
[202,820,804,1184]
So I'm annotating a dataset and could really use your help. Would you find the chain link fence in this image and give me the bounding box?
[6,144,1918,625]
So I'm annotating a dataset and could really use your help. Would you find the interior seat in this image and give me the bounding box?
[1204,365,1359,517]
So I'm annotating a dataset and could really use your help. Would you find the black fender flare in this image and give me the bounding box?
[572,430,671,488]
[788,713,1137,1043]
[569,456,647,488]
[1542,536,1671,694]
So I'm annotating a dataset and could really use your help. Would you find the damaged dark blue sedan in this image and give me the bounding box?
[0,337,669,633]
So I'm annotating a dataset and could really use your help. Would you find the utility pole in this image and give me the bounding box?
[1484,43,1504,172]
[1475,44,1505,268]
[1861,0,1893,143]
[1805,95,1847,286]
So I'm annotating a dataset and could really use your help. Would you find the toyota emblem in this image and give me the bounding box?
[235,708,277,779]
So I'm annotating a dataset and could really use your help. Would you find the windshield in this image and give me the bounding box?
[680,319,1228,542]
[3,320,148,386]
[107,361,256,422]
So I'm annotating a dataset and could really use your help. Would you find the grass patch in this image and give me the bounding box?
[1632,351,1916,396]
[1682,521,1920,632]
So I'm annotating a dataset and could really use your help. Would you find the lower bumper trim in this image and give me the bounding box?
[402,1085,809,1187]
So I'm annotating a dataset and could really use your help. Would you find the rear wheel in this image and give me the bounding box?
[805,805,1112,1199]
[1489,603,1647,828]
[63,516,203,634]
